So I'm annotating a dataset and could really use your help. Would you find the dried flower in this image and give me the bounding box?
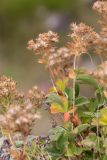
[93,1,107,18]
[0,75,23,101]
[93,1,107,56]
[28,31,59,65]
[48,47,74,77]
[0,75,16,98]
[68,23,99,56]
[27,86,45,109]
[0,102,41,136]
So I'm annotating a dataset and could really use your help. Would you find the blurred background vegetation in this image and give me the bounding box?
[0,0,98,91]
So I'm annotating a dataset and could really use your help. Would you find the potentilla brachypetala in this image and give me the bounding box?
[1,1,107,160]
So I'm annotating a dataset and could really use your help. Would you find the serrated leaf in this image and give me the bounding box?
[73,124,90,134]
[50,103,64,113]
[76,96,89,106]
[46,143,62,160]
[81,133,97,149]
[49,126,65,142]
[77,75,99,88]
[89,98,98,112]
[56,132,68,151]
[46,93,63,107]
[50,78,68,92]
[65,143,83,157]
[56,78,68,91]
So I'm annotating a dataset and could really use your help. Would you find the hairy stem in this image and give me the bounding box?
[72,55,77,116]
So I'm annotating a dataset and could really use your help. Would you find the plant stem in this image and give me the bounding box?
[72,55,77,116]
[48,65,58,94]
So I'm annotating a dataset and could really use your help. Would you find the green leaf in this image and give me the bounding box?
[73,124,90,134]
[89,98,98,112]
[77,75,99,88]
[76,96,89,106]
[56,78,68,91]
[46,93,63,107]
[47,126,69,160]
[50,102,65,113]
[65,143,83,157]
[65,88,73,109]
[56,132,68,151]
[83,112,96,118]
[99,156,107,160]
[46,143,62,160]
[75,82,80,97]
[81,133,97,149]
[49,126,66,142]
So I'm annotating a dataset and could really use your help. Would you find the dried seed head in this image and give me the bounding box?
[28,31,59,65]
[92,1,107,57]
[68,23,99,55]
[48,47,74,77]
[27,86,45,109]
[0,75,16,97]
[0,75,23,100]
[93,1,107,17]
[49,47,72,66]
[0,103,41,136]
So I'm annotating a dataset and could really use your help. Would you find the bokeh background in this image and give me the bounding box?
[0,0,98,92]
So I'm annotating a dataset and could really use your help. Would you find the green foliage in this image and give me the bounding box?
[73,124,90,134]
[44,70,107,159]
[64,88,73,109]
[1,1,107,158]
[46,122,92,159]
[75,96,89,106]
[77,74,99,88]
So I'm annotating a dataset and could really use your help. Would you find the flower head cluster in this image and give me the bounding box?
[0,75,23,100]
[27,86,45,109]
[93,1,107,56]
[0,75,16,97]
[48,47,74,77]
[28,31,59,64]
[93,1,107,18]
[68,23,99,55]
[44,23,98,77]
[0,102,41,136]
[0,76,43,136]
[49,47,72,66]
[28,23,100,78]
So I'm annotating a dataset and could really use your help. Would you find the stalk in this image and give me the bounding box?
[72,55,77,116]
